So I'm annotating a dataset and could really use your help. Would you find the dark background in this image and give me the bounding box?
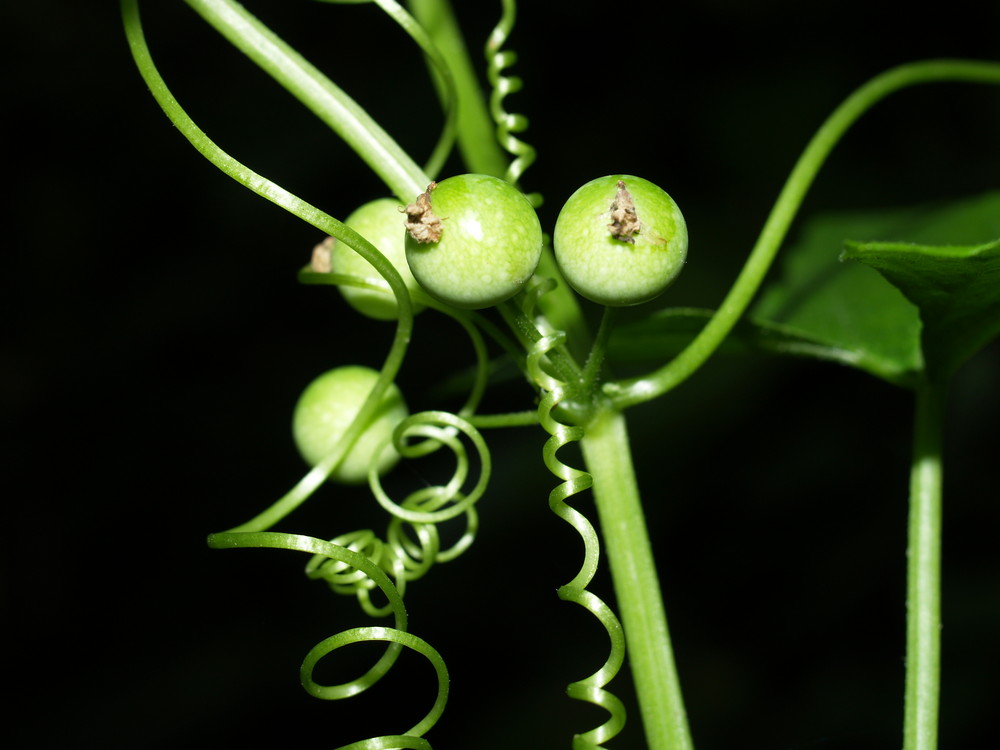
[5,1,999,748]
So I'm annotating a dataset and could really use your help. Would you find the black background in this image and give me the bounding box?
[5,2,1000,749]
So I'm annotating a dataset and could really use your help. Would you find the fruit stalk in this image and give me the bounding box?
[581,406,694,750]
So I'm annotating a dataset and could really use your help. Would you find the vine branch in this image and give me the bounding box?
[604,59,1000,409]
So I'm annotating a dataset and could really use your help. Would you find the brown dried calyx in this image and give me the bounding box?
[310,235,334,272]
[608,179,641,244]
[403,182,443,243]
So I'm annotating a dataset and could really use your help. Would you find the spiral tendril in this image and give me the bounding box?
[295,412,486,745]
[304,411,488,615]
[485,0,539,204]
[524,313,627,746]
[208,377,485,749]
[206,530,448,750]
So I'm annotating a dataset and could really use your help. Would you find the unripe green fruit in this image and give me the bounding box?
[292,366,408,485]
[553,175,687,306]
[329,198,424,321]
[404,174,543,309]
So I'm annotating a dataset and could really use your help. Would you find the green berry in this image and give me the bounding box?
[553,175,687,306]
[404,174,543,309]
[328,198,424,321]
[292,366,408,485]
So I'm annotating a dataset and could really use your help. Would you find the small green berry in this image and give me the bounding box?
[325,198,424,321]
[292,366,408,485]
[404,174,543,309]
[553,175,687,306]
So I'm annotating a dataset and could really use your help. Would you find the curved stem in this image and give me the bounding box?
[407,0,509,179]
[368,0,458,179]
[498,299,583,388]
[580,406,693,750]
[534,244,591,360]
[604,59,1000,410]
[123,0,415,531]
[184,0,429,202]
[904,378,946,750]
[122,0,417,316]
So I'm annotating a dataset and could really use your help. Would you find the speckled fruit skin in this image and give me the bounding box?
[553,175,687,306]
[404,174,543,309]
[330,198,423,321]
[292,366,408,485]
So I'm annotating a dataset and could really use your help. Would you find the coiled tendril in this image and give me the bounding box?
[305,410,490,616]
[523,296,627,748]
[486,0,539,204]
[208,409,487,748]
[206,530,448,750]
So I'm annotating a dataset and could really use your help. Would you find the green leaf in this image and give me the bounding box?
[608,307,876,373]
[841,237,1000,381]
[750,192,1000,387]
[608,194,1000,389]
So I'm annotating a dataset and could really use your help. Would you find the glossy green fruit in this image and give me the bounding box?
[329,198,424,321]
[292,366,408,485]
[553,175,687,306]
[404,174,543,309]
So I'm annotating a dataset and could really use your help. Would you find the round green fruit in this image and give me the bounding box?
[553,175,687,306]
[404,174,543,309]
[292,366,408,485]
[329,198,424,321]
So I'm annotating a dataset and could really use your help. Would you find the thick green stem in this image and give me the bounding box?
[184,0,428,201]
[904,379,946,750]
[580,406,693,750]
[407,0,509,179]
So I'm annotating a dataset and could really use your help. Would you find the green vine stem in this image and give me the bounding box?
[183,0,429,202]
[499,293,583,389]
[904,378,946,750]
[313,0,459,180]
[407,0,509,179]
[580,307,618,398]
[604,59,1000,410]
[580,406,693,750]
[374,0,457,180]
[122,0,416,531]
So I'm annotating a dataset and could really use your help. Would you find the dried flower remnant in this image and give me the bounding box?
[608,179,641,243]
[403,182,443,243]
[311,236,334,272]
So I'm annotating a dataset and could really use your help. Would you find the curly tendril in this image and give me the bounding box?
[524,318,627,747]
[372,411,491,524]
[206,531,448,750]
[485,0,539,203]
[304,411,489,617]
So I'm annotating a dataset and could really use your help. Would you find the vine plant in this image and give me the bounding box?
[122,1,1000,749]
